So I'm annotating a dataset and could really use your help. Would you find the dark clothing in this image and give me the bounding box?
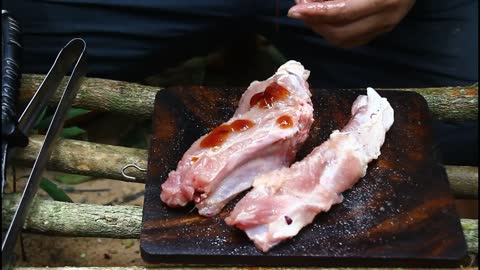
[3,0,478,165]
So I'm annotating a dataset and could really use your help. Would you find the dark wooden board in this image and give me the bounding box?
[141,86,467,267]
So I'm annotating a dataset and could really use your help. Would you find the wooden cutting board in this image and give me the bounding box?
[140,86,467,267]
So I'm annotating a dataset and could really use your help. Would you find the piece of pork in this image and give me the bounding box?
[225,87,394,252]
[160,60,314,217]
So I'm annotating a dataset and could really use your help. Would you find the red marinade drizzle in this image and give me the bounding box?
[200,119,255,149]
[276,115,293,129]
[230,119,255,131]
[250,82,290,109]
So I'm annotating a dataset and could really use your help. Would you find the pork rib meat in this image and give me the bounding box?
[225,87,394,252]
[160,60,314,217]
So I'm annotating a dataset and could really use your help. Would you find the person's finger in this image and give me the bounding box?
[288,0,387,23]
[304,12,394,48]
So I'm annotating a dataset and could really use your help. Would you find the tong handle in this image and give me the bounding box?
[2,38,87,270]
[1,10,25,146]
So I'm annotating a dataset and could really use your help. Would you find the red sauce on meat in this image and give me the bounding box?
[276,115,293,129]
[200,119,255,149]
[230,119,255,131]
[250,82,290,109]
[191,157,199,162]
[200,125,231,149]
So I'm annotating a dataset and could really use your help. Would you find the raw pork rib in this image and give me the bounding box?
[160,60,314,217]
[225,87,394,252]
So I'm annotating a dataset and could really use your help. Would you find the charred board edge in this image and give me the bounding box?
[141,87,469,267]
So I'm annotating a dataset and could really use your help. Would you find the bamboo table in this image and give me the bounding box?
[2,74,478,269]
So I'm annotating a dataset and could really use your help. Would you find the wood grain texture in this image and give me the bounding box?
[141,87,468,267]
[19,74,477,121]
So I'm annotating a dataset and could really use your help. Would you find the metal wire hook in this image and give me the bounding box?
[121,163,147,181]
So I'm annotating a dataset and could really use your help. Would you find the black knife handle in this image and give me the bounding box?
[2,10,26,146]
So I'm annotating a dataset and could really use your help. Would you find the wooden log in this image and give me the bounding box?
[2,194,141,239]
[446,166,479,199]
[11,135,478,198]
[462,219,479,255]
[19,74,477,121]
[11,133,478,195]
[2,194,477,254]
[19,74,159,119]
[378,85,478,121]
[12,135,148,183]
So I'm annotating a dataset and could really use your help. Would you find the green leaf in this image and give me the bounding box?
[39,178,73,202]
[54,173,93,185]
[61,126,87,138]
[67,108,90,117]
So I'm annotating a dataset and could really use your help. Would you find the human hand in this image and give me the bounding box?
[288,0,416,48]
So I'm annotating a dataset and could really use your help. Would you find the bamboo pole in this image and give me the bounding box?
[19,74,478,121]
[12,135,479,198]
[2,194,477,254]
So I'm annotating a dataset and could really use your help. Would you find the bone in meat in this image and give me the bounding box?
[225,87,394,252]
[160,60,315,217]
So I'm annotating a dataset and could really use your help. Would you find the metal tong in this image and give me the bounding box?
[1,10,87,269]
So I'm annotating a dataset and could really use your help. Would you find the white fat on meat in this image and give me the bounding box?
[225,87,394,252]
[160,60,314,217]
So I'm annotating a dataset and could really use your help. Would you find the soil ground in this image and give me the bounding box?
[5,169,147,267]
